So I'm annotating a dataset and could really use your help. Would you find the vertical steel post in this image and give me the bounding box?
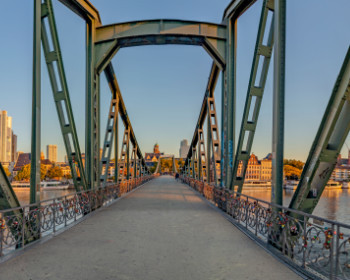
[126,136,130,180]
[271,0,286,205]
[86,18,99,189]
[226,18,237,189]
[220,68,226,187]
[86,21,93,189]
[191,149,195,179]
[133,147,137,179]
[222,17,237,188]
[207,102,211,183]
[95,75,100,188]
[30,0,41,204]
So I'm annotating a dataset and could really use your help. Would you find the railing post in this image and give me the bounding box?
[330,224,335,279]
[245,197,248,229]
[74,195,77,222]
[335,224,340,278]
[53,199,56,233]
[254,204,258,236]
[302,215,307,268]
[22,208,26,248]
[0,214,3,257]
[64,196,67,227]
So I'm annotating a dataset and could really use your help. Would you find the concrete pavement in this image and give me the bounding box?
[2,176,302,280]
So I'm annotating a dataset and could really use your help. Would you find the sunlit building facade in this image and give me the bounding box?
[237,153,272,182]
[47,145,57,163]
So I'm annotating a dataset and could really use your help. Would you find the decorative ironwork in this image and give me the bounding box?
[181,177,350,280]
[0,176,154,260]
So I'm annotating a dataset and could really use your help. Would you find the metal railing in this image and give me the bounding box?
[181,177,350,280]
[0,176,155,261]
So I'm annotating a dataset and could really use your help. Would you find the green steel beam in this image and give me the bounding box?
[114,97,119,183]
[100,96,119,187]
[0,163,31,245]
[207,102,212,183]
[231,0,274,192]
[289,47,350,214]
[95,20,226,69]
[85,19,95,189]
[58,0,101,25]
[219,0,258,189]
[96,19,226,43]
[271,0,286,205]
[30,0,41,204]
[94,20,226,73]
[207,97,221,185]
[119,127,130,181]
[0,163,21,210]
[133,146,137,179]
[223,17,237,189]
[103,64,150,174]
[183,64,220,169]
[41,0,87,192]
[223,0,258,20]
[126,131,130,180]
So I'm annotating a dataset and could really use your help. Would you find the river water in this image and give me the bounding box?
[13,185,350,225]
[242,188,350,225]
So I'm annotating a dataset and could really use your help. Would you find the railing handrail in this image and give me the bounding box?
[0,178,145,213]
[183,177,350,229]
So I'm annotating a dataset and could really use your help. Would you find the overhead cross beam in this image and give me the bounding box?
[95,19,227,72]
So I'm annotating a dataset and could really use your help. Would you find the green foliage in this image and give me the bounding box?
[175,159,184,172]
[283,159,304,170]
[284,165,302,180]
[46,166,63,179]
[149,162,158,173]
[63,173,72,179]
[14,164,46,181]
[3,166,11,177]
[160,158,172,172]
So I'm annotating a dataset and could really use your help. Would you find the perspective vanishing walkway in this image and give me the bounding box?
[2,176,302,280]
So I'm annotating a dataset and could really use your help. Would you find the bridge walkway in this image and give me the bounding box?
[2,176,302,280]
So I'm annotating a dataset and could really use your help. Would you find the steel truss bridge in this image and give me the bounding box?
[0,0,350,279]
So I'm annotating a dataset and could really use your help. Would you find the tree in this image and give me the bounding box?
[46,166,63,179]
[283,159,304,170]
[176,159,184,172]
[14,164,46,181]
[63,173,72,179]
[160,158,172,172]
[150,162,158,173]
[284,165,302,180]
[3,166,11,178]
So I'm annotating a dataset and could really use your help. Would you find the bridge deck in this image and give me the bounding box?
[2,176,302,280]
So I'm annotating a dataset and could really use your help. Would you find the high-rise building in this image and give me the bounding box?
[179,139,189,158]
[11,133,17,162]
[47,145,57,163]
[6,116,12,162]
[0,111,15,162]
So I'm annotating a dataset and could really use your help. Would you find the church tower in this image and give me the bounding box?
[154,143,160,154]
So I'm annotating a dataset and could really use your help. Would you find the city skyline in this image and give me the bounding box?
[1,1,350,162]
[0,110,17,163]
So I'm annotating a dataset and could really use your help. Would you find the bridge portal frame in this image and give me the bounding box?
[27,0,287,206]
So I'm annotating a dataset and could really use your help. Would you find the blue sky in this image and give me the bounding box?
[1,0,349,162]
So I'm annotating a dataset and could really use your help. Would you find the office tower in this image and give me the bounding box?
[11,133,17,162]
[0,111,13,162]
[179,139,189,158]
[47,144,57,163]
